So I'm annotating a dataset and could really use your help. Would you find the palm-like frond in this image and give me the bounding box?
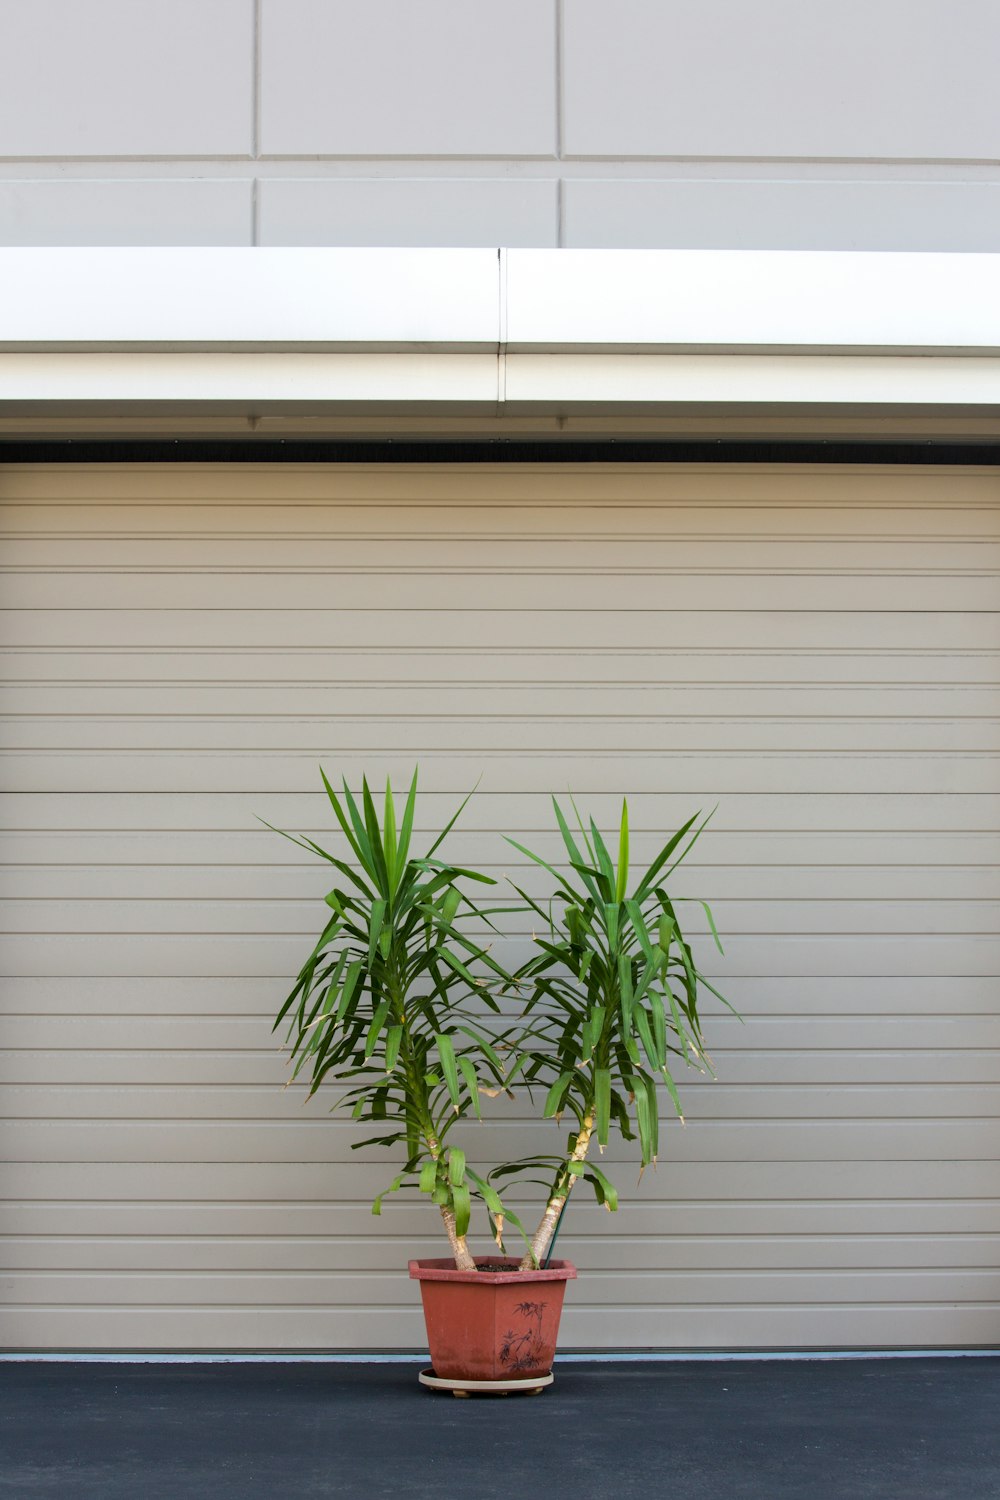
[267,768,520,1251]
[498,797,734,1234]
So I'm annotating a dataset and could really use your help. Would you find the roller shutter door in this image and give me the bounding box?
[1,461,998,1351]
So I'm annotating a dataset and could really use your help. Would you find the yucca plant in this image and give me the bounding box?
[498,799,733,1269]
[267,769,518,1271]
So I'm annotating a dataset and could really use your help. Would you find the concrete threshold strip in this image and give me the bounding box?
[3,1350,997,1364]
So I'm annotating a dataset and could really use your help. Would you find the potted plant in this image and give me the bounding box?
[269,774,727,1394]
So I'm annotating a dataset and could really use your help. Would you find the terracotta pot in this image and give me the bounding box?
[409,1256,577,1383]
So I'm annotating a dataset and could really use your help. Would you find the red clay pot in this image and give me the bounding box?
[409,1257,577,1383]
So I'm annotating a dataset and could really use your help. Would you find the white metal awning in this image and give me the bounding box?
[1,248,999,440]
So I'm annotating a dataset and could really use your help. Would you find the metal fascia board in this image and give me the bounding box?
[0,248,501,352]
[505,249,1000,354]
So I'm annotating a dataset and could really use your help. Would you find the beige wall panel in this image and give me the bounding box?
[7,1014,1000,1055]
[2,1306,999,1354]
[0,462,997,1351]
[3,715,997,757]
[8,1160,998,1203]
[6,500,1000,539]
[5,609,994,651]
[2,752,996,796]
[5,1082,999,1124]
[7,862,998,903]
[2,463,995,503]
[0,831,996,877]
[6,1199,1000,1241]
[10,538,999,570]
[3,1304,997,1354]
[0,649,995,686]
[1,826,996,862]
[3,792,996,832]
[3,933,998,981]
[7,1119,1000,1166]
[9,1270,1000,1310]
[9,1043,993,1090]
[5,575,995,612]
[3,899,999,938]
[3,973,998,1018]
[5,1234,1000,1275]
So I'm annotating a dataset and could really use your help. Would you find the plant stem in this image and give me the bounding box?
[439,1203,476,1271]
[519,1107,595,1270]
[423,1118,476,1270]
[391,957,476,1272]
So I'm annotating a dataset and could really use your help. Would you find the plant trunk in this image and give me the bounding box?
[519,1109,595,1270]
[440,1205,477,1271]
[424,1115,476,1272]
[393,983,475,1275]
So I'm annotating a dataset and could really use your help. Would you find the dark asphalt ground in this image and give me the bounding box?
[2,1357,998,1500]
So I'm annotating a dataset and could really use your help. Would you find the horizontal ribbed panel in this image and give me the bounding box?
[1,461,998,1352]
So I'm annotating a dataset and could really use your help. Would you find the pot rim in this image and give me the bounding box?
[409,1255,577,1284]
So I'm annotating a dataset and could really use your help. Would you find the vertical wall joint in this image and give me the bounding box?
[497,247,508,411]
